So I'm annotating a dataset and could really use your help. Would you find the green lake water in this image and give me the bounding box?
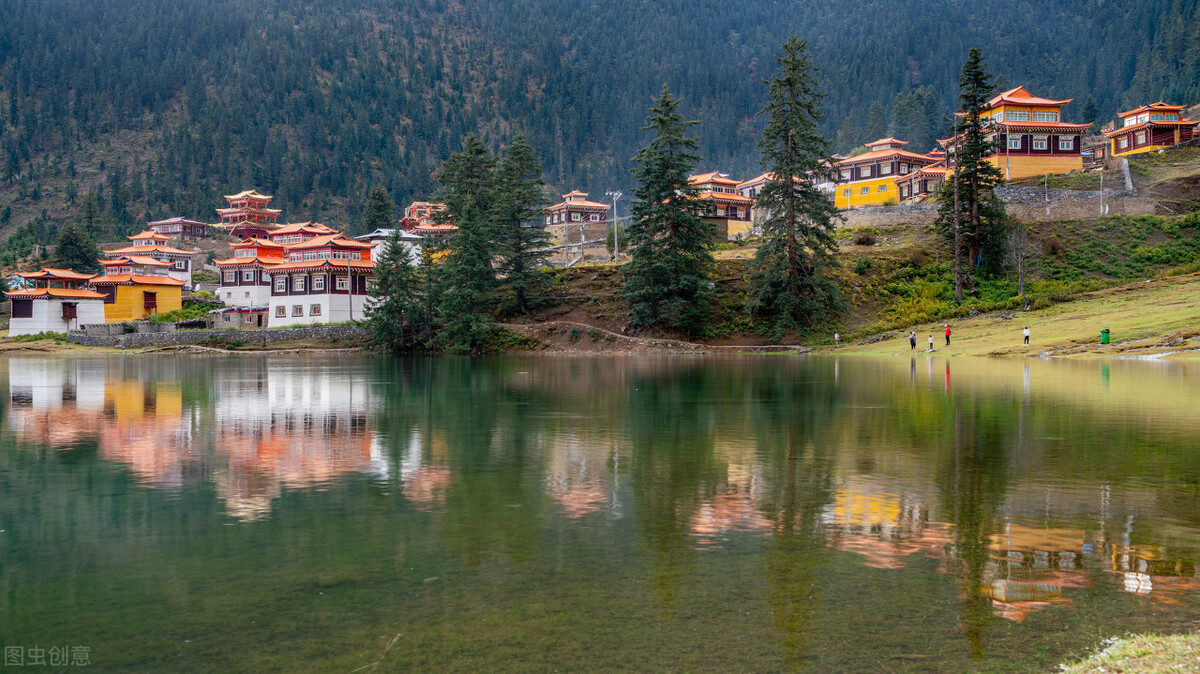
[1,354,1198,672]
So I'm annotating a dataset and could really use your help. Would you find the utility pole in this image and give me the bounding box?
[605,190,622,263]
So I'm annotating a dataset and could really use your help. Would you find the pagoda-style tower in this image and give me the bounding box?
[213,190,282,240]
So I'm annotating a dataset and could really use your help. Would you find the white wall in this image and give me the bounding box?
[8,298,106,336]
[266,293,369,327]
[221,284,271,307]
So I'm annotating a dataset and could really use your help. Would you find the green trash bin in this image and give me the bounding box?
[1100,328,1110,345]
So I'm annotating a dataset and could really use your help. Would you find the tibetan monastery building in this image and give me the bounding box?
[267,233,376,327]
[1105,101,1197,157]
[147,216,208,238]
[213,190,282,239]
[943,86,1091,180]
[89,274,185,323]
[687,172,753,239]
[103,231,200,287]
[5,269,106,336]
[544,190,609,245]
[833,139,940,209]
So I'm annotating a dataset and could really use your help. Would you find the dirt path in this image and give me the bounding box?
[502,320,811,354]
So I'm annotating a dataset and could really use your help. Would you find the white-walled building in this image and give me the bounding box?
[5,268,107,336]
[266,233,377,327]
[103,231,201,288]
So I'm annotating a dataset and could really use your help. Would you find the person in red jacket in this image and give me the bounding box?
[944,323,952,347]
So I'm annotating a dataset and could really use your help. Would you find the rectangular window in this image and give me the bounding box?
[860,187,869,195]
[1032,111,1059,122]
[275,277,287,292]
[1136,131,1146,144]
[1005,110,1030,121]
[879,163,892,176]
[899,163,908,174]
[313,275,325,291]
[336,276,349,290]
[1119,137,1129,149]
[293,277,306,292]
[304,252,317,261]
[1059,138,1074,151]
[11,299,32,318]
[243,270,255,282]
[840,170,850,180]
[352,252,361,261]
[1007,136,1022,149]
[222,313,232,323]
[310,304,322,316]
[545,216,551,225]
[571,213,581,221]
[878,185,887,193]
[842,189,851,197]
[292,305,303,317]
[224,272,236,283]
[244,315,254,324]
[275,306,286,318]
[1032,135,1048,150]
[861,165,872,177]
[590,213,599,221]
[174,260,187,270]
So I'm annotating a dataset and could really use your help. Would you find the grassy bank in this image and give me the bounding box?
[1060,633,1200,673]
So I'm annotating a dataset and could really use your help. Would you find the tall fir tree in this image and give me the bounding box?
[435,135,499,353]
[1080,94,1099,127]
[49,223,101,273]
[491,134,550,314]
[745,35,842,339]
[361,185,397,234]
[936,48,1008,299]
[624,85,715,335]
[366,228,423,352]
[863,101,888,142]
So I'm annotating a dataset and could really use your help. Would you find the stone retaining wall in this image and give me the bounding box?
[68,325,368,349]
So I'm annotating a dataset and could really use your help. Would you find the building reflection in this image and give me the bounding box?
[5,358,385,521]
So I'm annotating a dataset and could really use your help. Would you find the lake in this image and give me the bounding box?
[1,354,1198,672]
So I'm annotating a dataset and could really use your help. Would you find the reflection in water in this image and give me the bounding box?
[5,357,387,520]
[2,355,1200,671]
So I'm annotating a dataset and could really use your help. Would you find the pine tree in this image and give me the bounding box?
[50,223,101,273]
[491,134,550,314]
[936,48,1008,300]
[864,101,888,142]
[366,228,421,351]
[435,135,499,354]
[745,35,842,339]
[360,185,396,234]
[624,85,714,335]
[1081,94,1099,127]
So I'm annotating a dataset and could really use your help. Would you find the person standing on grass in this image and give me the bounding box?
[909,331,917,350]
[1023,326,1030,345]
[928,334,934,351]
[834,332,840,348]
[944,323,952,347]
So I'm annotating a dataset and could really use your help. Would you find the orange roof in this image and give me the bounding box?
[224,190,272,201]
[688,171,741,186]
[737,172,773,187]
[1118,100,1189,118]
[128,230,172,241]
[103,255,171,267]
[16,268,95,281]
[89,274,186,286]
[413,224,458,234]
[6,287,107,300]
[285,233,375,250]
[267,259,376,273]
[1104,118,1199,137]
[215,207,283,215]
[213,255,288,266]
[835,148,939,166]
[148,217,206,227]
[269,222,338,236]
[987,86,1072,108]
[692,191,753,203]
[231,237,285,248]
[865,137,908,148]
[562,189,590,199]
[893,164,949,183]
[547,198,608,211]
[105,244,198,256]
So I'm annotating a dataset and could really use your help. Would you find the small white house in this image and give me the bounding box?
[6,268,106,336]
[355,228,422,265]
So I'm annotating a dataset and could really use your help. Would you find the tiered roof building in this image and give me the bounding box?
[1105,101,1197,157]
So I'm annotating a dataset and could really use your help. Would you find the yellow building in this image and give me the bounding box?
[1104,101,1197,157]
[88,274,185,322]
[833,138,941,209]
[942,86,1092,180]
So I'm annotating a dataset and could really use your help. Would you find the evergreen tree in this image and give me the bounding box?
[936,48,1008,300]
[366,228,422,352]
[864,101,888,142]
[49,223,101,272]
[360,185,396,234]
[491,134,550,314]
[745,35,842,339]
[624,85,714,335]
[1081,94,1099,127]
[435,135,499,354]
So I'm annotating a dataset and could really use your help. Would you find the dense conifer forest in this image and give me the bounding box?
[2,0,1200,252]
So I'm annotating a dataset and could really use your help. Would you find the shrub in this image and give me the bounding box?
[852,231,877,246]
[853,257,872,275]
[1044,236,1067,256]
[569,326,580,341]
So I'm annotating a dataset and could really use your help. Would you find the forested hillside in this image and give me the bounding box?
[2,0,1199,253]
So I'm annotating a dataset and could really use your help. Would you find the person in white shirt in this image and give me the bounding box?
[1023,326,1030,345]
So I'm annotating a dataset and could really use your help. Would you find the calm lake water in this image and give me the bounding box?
[1,354,1198,672]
